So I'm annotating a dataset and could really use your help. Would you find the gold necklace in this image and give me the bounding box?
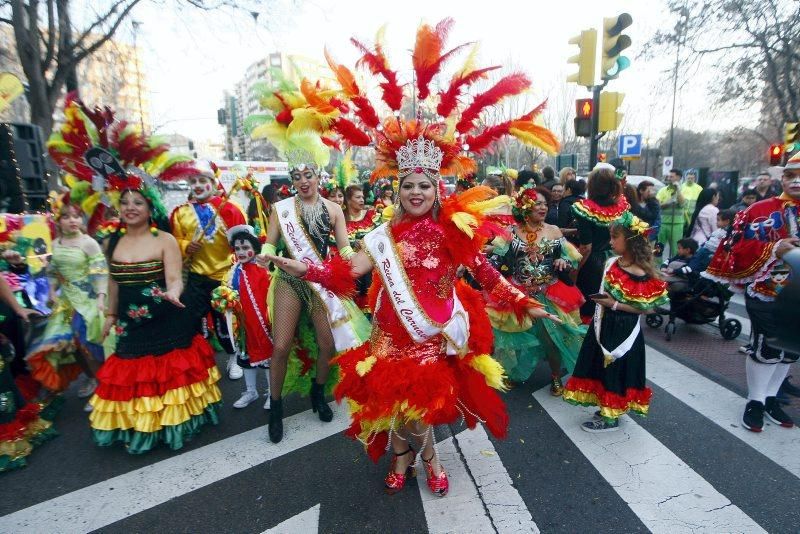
[524,222,544,246]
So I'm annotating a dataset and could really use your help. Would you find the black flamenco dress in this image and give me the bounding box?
[563,259,668,420]
[88,260,222,454]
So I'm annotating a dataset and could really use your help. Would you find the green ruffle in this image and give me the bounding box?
[0,425,58,473]
[493,298,587,382]
[92,402,220,455]
[605,284,669,311]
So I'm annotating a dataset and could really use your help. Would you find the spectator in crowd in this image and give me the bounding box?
[753,171,780,201]
[661,237,699,296]
[731,189,758,213]
[681,170,704,225]
[686,209,733,274]
[557,178,585,244]
[559,166,577,185]
[688,188,720,246]
[633,180,661,240]
[545,183,565,225]
[656,168,686,257]
[515,170,537,191]
[540,166,558,189]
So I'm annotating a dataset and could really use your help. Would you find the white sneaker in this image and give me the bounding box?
[227,360,243,380]
[83,401,93,412]
[263,395,271,410]
[233,390,259,408]
[77,377,98,398]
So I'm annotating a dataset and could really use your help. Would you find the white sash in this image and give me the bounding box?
[594,257,641,366]
[363,223,469,356]
[276,197,360,352]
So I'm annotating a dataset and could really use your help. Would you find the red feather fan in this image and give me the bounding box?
[351,37,404,111]
[456,73,530,134]
[412,18,471,101]
[436,65,500,118]
[332,117,371,147]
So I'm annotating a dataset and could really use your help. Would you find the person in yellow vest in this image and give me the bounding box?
[656,168,686,257]
[170,161,247,380]
[681,170,704,229]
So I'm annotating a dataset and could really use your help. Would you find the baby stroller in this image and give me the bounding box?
[645,275,742,341]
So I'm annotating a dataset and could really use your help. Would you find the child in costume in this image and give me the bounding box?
[26,201,110,407]
[214,225,273,409]
[563,213,668,432]
[486,186,587,394]
[170,161,247,381]
[47,96,222,454]
[258,18,561,495]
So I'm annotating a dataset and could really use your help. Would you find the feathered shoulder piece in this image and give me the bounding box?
[603,260,668,310]
[572,196,630,227]
[438,186,509,266]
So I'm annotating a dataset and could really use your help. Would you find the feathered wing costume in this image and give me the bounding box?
[248,19,560,461]
[47,96,223,454]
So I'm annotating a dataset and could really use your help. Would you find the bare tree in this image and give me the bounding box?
[0,0,247,138]
[645,0,800,138]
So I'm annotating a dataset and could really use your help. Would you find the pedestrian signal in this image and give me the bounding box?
[769,144,784,166]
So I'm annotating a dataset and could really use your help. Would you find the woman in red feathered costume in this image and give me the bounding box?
[263,123,560,497]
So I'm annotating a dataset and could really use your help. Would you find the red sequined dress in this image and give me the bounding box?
[334,205,534,462]
[345,209,381,312]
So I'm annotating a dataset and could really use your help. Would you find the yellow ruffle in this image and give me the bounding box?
[0,438,33,461]
[562,389,649,418]
[89,369,221,433]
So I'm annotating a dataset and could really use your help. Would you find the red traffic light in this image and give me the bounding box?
[576,98,593,119]
[769,143,784,165]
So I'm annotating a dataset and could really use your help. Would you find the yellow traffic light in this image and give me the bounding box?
[785,122,799,150]
[601,13,633,80]
[598,91,624,132]
[566,29,597,88]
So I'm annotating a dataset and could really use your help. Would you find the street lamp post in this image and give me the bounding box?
[668,8,689,158]
[132,20,146,134]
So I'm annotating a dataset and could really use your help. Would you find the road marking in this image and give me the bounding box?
[647,347,800,479]
[534,387,767,533]
[0,406,348,534]
[263,504,319,534]
[454,426,539,533]
[417,434,495,533]
[417,426,538,534]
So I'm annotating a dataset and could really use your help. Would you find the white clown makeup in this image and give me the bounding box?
[234,239,256,263]
[190,175,215,202]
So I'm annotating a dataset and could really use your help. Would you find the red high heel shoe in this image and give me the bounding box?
[384,447,416,495]
[421,452,448,496]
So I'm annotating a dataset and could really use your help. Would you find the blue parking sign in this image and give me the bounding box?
[618,134,642,158]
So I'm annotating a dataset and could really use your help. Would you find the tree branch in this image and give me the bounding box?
[71,0,143,65]
[43,0,55,72]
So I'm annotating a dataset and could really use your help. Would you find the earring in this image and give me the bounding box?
[118,221,127,235]
[149,217,158,236]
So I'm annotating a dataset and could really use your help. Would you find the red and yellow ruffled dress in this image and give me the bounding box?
[334,192,535,462]
[89,260,222,454]
[563,259,668,420]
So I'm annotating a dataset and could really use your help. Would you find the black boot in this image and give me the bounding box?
[268,397,283,443]
[310,382,333,422]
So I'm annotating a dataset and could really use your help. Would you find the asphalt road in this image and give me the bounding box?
[2,341,798,534]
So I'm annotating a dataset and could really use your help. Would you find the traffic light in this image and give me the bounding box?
[785,122,799,151]
[598,92,624,132]
[769,144,784,166]
[574,98,593,137]
[601,13,633,80]
[567,29,597,88]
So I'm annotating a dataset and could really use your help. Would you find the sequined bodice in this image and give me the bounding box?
[375,216,456,326]
[493,232,562,288]
[110,260,165,285]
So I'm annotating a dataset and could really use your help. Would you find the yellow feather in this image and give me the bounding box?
[508,126,559,156]
[468,354,508,391]
[470,195,510,215]
[453,43,480,79]
[451,211,478,238]
[355,355,377,377]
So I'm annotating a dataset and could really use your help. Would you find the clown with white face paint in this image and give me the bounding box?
[214,225,274,409]
[170,161,247,380]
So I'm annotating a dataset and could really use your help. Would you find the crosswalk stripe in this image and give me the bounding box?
[453,425,539,533]
[417,434,495,533]
[0,405,348,534]
[646,347,800,479]
[262,504,320,534]
[534,387,767,533]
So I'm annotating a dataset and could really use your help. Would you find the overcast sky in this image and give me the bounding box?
[116,0,757,147]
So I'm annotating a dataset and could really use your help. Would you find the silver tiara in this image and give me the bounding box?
[284,148,318,172]
[396,135,443,173]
